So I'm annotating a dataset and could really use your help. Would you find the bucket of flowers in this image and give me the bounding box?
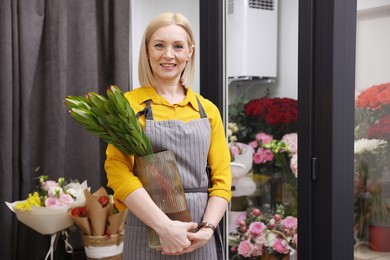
[5,175,88,259]
[248,132,298,216]
[354,82,390,252]
[69,187,128,260]
[229,206,298,260]
[228,93,298,216]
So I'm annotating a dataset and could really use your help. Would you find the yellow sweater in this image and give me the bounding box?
[105,86,232,211]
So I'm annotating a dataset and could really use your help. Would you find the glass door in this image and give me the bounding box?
[225,1,299,259]
[199,0,389,259]
[353,1,390,259]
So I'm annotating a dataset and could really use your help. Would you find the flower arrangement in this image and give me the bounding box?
[229,207,297,260]
[6,175,88,235]
[228,90,298,142]
[248,132,298,179]
[243,97,298,141]
[14,175,87,211]
[68,187,128,260]
[354,82,390,245]
[228,93,298,175]
[228,93,299,216]
[355,82,390,140]
[69,187,127,236]
[5,175,89,259]
[354,82,390,190]
[228,122,240,143]
[247,132,298,216]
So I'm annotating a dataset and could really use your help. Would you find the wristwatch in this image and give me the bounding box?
[198,222,216,232]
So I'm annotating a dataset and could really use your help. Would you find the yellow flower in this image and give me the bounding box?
[15,201,31,211]
[27,192,42,207]
[15,192,42,211]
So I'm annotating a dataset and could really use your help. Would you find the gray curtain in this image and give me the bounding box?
[0,0,130,259]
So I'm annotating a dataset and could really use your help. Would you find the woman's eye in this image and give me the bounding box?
[174,45,184,49]
[154,44,164,48]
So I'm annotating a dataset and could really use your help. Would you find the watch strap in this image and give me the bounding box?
[199,222,216,232]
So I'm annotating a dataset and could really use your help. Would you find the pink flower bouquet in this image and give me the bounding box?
[5,175,88,235]
[229,207,298,260]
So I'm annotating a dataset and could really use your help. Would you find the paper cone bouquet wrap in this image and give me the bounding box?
[68,187,128,236]
[68,187,127,260]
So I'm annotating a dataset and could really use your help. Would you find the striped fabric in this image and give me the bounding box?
[122,99,219,259]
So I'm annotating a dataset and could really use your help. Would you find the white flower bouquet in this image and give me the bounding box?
[6,175,89,235]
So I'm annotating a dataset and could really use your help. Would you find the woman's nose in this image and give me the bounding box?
[163,47,174,58]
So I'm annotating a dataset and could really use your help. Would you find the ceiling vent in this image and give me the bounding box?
[249,0,275,11]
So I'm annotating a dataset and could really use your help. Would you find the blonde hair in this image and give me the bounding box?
[138,13,195,88]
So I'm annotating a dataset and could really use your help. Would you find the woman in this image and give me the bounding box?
[105,12,232,259]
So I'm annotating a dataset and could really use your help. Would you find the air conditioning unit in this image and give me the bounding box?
[227,0,278,80]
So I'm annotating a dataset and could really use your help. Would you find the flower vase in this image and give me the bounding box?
[135,150,192,249]
[249,174,271,212]
[282,182,298,217]
[268,173,284,213]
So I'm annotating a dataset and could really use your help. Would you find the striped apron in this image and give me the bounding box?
[122,98,220,260]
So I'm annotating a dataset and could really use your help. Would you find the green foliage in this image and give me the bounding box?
[64,85,153,156]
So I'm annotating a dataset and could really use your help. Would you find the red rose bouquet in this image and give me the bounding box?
[68,187,128,260]
[355,82,390,140]
[243,97,298,140]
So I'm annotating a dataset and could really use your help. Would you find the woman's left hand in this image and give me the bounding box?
[161,228,214,255]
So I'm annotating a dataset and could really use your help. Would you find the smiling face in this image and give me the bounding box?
[147,24,193,86]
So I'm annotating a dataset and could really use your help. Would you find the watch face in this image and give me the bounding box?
[200,222,216,232]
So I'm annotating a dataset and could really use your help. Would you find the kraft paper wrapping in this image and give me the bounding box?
[106,207,128,235]
[84,188,109,236]
[70,187,127,237]
[69,213,92,235]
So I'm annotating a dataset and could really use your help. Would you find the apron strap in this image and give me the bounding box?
[195,96,208,118]
[215,224,225,260]
[137,97,207,120]
[184,187,209,193]
[135,100,153,120]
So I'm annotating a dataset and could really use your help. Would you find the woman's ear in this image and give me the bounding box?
[187,44,194,61]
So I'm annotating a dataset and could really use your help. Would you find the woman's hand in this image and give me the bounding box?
[158,220,198,254]
[162,227,214,255]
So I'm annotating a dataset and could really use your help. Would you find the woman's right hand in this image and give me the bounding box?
[123,189,198,254]
[157,220,198,254]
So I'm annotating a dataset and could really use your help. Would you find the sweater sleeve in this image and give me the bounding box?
[204,101,233,202]
[105,144,143,211]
